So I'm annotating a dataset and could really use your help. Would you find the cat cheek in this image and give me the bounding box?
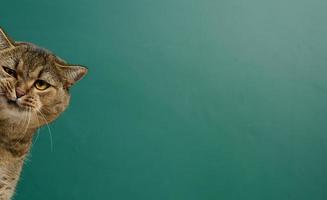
[0,79,16,101]
[31,98,42,111]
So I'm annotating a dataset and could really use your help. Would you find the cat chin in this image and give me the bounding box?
[0,96,35,119]
[0,107,40,128]
[1,106,32,120]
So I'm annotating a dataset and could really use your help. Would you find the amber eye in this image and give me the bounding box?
[34,80,50,90]
[2,66,17,77]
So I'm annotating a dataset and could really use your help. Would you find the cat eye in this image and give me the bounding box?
[2,66,17,78]
[34,80,51,90]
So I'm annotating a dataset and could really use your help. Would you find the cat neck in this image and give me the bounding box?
[0,126,36,199]
[0,127,36,158]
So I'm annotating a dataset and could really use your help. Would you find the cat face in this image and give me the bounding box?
[0,28,87,128]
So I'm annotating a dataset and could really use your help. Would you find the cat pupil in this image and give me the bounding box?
[34,80,50,90]
[37,80,44,86]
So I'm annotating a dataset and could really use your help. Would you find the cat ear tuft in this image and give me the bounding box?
[0,27,14,50]
[56,63,88,88]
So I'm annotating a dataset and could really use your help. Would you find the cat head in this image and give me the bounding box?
[0,28,87,129]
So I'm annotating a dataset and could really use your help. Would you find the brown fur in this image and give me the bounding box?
[0,27,87,199]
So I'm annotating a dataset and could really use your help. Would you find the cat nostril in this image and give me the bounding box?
[15,87,26,98]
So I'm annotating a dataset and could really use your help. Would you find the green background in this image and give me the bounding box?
[2,0,327,199]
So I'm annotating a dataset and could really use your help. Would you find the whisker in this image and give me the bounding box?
[36,109,53,152]
[13,108,31,148]
[32,111,41,146]
[11,108,27,138]
[24,108,31,134]
[33,128,40,145]
[40,107,53,115]
[18,108,28,135]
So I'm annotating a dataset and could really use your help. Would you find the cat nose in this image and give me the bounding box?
[15,87,26,98]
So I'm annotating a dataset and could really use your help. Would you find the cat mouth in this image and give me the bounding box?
[7,98,36,111]
[7,99,17,105]
[7,99,25,110]
[7,99,21,109]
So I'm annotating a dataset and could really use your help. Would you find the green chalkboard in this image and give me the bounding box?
[2,0,327,199]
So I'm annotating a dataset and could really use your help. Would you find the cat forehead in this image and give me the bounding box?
[0,45,53,66]
[18,46,54,64]
[13,56,58,77]
[9,45,60,70]
[16,64,60,86]
[8,48,61,83]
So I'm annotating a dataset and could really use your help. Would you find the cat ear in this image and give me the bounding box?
[0,28,14,50]
[56,63,88,88]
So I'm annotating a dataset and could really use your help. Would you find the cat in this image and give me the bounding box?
[0,27,87,200]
